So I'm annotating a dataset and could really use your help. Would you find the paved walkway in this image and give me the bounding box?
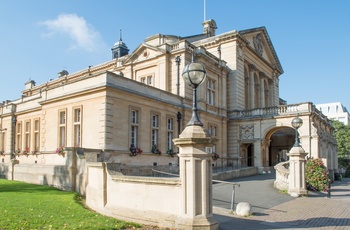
[213,173,350,229]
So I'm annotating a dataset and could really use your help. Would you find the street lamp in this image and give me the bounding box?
[182,55,206,126]
[291,117,303,147]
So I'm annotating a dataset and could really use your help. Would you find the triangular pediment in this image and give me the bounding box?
[123,43,166,65]
[239,27,283,74]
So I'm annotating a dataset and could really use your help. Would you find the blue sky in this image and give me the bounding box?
[1,0,349,110]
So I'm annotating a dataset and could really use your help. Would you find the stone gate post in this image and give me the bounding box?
[287,146,308,197]
[173,125,218,229]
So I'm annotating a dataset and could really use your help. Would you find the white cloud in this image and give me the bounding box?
[40,14,104,52]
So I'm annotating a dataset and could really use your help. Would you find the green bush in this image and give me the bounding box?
[345,166,350,178]
[305,158,329,192]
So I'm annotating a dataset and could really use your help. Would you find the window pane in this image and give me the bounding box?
[167,132,173,149]
[74,109,81,122]
[131,126,137,146]
[60,127,66,146]
[60,111,66,124]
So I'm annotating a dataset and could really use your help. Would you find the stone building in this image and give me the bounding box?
[0,19,337,188]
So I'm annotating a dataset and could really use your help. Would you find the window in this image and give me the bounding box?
[73,108,82,147]
[59,110,66,147]
[141,77,146,84]
[130,109,139,146]
[0,131,5,152]
[207,78,216,105]
[24,121,30,149]
[151,114,159,146]
[16,122,22,150]
[147,75,153,85]
[208,124,217,153]
[167,118,174,150]
[33,119,40,151]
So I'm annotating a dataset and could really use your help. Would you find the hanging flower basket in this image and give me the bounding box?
[0,150,4,157]
[22,148,29,157]
[56,146,65,157]
[15,149,21,157]
[151,145,161,155]
[129,144,143,156]
[212,153,220,161]
[166,149,176,157]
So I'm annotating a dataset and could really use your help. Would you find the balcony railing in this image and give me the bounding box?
[230,102,330,123]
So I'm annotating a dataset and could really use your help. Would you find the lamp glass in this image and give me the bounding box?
[291,117,303,129]
[182,62,206,87]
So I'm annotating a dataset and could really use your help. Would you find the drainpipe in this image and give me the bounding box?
[177,112,182,137]
[175,56,181,96]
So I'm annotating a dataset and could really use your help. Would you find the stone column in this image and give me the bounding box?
[259,74,265,108]
[287,146,308,197]
[173,125,218,230]
[249,65,255,109]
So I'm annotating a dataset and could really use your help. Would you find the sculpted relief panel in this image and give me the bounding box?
[240,125,254,139]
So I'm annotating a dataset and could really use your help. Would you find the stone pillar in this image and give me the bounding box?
[173,126,218,230]
[260,77,265,108]
[249,65,255,109]
[287,146,308,197]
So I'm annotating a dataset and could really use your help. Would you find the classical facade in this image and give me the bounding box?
[0,19,338,184]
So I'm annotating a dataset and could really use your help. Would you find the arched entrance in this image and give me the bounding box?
[265,127,295,167]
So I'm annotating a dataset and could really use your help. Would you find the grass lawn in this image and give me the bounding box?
[0,179,141,229]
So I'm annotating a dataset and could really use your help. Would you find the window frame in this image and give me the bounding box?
[151,113,160,147]
[207,78,216,105]
[58,109,67,148]
[72,106,82,148]
[33,118,40,152]
[16,121,22,151]
[130,108,140,147]
[167,116,174,150]
[24,120,31,150]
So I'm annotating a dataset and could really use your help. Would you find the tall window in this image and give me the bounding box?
[208,125,217,153]
[59,110,66,147]
[167,118,174,150]
[73,108,82,147]
[151,114,159,146]
[24,121,30,149]
[0,131,5,152]
[16,122,22,150]
[207,78,216,105]
[33,119,40,151]
[130,109,139,146]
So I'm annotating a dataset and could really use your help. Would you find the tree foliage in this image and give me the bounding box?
[332,120,350,166]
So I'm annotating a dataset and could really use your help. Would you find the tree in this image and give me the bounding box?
[332,120,350,168]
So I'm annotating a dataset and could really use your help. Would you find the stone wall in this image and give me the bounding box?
[0,151,87,194]
[86,162,181,228]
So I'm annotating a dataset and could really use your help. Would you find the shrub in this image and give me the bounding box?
[345,166,350,178]
[305,158,329,192]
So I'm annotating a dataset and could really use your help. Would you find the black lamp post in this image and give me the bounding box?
[181,55,206,126]
[291,117,303,147]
